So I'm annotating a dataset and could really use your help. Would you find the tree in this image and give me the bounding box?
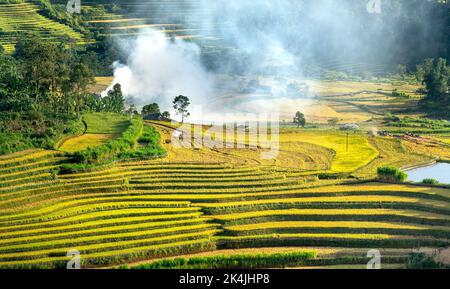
[142,103,160,116]
[68,62,94,119]
[127,104,137,120]
[377,166,408,183]
[0,53,34,113]
[415,59,433,83]
[161,111,171,119]
[82,94,103,113]
[105,83,125,113]
[423,58,449,103]
[293,111,306,128]
[173,95,190,123]
[14,36,62,99]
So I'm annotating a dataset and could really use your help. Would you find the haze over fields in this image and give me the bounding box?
[102,0,448,121]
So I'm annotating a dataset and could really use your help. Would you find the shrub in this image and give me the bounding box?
[0,133,33,155]
[377,166,408,183]
[392,89,411,98]
[318,172,351,180]
[119,125,166,160]
[0,113,84,155]
[422,178,439,185]
[405,253,449,269]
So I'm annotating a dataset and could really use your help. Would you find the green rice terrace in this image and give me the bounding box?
[0,1,86,53]
[0,112,450,269]
[0,0,215,54]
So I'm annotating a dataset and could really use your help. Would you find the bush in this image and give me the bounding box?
[422,178,440,185]
[0,111,84,155]
[318,172,351,180]
[119,125,166,160]
[405,253,449,269]
[61,122,166,173]
[0,133,33,155]
[392,89,411,98]
[377,166,408,183]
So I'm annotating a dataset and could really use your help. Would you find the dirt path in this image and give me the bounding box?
[56,120,88,150]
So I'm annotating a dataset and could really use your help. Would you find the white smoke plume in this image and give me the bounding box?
[102,0,443,123]
[102,29,215,108]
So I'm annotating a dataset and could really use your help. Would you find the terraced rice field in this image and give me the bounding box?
[0,133,449,268]
[279,130,378,172]
[354,137,431,178]
[80,0,221,45]
[0,153,219,268]
[403,138,450,162]
[59,113,130,152]
[58,134,117,153]
[0,2,86,53]
[127,247,410,269]
[300,80,421,121]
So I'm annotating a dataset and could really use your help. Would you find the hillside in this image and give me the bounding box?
[0,1,86,53]
[0,119,449,269]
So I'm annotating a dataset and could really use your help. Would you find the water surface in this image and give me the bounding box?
[406,163,450,184]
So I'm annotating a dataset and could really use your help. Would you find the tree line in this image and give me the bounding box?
[0,36,126,154]
[0,36,125,117]
[416,58,450,113]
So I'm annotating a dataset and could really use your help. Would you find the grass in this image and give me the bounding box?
[403,139,450,162]
[279,130,379,173]
[150,121,377,172]
[0,226,218,254]
[0,239,216,269]
[82,3,212,44]
[58,113,138,156]
[354,137,431,179]
[83,113,130,135]
[435,136,450,145]
[59,134,116,153]
[0,153,448,268]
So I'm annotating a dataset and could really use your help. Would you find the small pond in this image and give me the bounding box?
[406,162,450,184]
